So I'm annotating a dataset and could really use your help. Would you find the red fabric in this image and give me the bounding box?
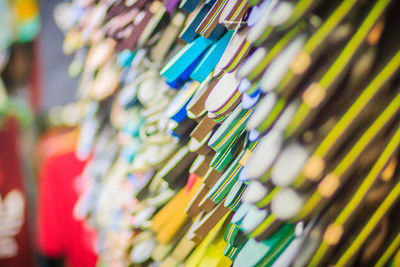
[0,118,35,266]
[37,151,97,267]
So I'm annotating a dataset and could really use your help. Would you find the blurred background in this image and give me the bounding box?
[0,0,96,266]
